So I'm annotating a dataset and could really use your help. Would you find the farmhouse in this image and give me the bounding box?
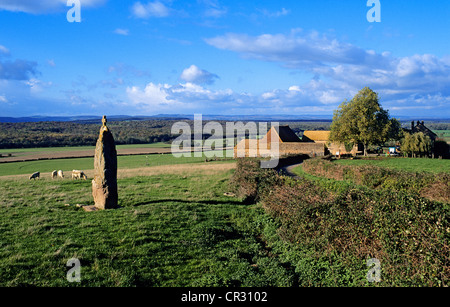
[234,125,364,158]
[403,120,438,141]
[234,125,324,158]
[303,130,363,156]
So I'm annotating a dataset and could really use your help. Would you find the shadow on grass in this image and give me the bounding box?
[131,199,245,207]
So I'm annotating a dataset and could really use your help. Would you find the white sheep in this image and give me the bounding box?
[72,170,87,180]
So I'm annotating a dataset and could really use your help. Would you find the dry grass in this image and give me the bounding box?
[117,162,236,178]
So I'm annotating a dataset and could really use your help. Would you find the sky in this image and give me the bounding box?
[0,0,449,118]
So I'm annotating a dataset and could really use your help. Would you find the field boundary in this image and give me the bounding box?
[0,147,235,164]
[0,161,236,180]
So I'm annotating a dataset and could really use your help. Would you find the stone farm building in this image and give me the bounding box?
[303,130,363,156]
[234,125,362,158]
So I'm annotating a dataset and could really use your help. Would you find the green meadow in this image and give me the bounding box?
[333,156,450,173]
[0,160,298,287]
[0,143,172,158]
[434,130,450,143]
[1,149,448,287]
[0,150,234,177]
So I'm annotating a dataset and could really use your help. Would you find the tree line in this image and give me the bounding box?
[0,120,177,149]
[0,119,334,149]
[329,87,450,158]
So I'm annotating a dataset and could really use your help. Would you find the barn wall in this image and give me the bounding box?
[234,141,325,158]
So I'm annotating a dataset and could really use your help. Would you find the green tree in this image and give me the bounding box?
[329,87,400,156]
[401,132,432,158]
[401,133,414,157]
[416,133,432,157]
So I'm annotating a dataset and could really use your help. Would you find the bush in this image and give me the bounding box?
[228,158,281,203]
[230,156,450,286]
[302,158,449,203]
[261,177,450,286]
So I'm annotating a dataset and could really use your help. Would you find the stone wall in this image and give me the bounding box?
[279,143,325,156]
[234,141,325,158]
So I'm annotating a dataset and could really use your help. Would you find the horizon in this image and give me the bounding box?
[0,1,449,118]
[2,113,450,124]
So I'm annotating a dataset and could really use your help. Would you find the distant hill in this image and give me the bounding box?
[0,115,189,123]
[1,114,449,123]
[0,114,335,123]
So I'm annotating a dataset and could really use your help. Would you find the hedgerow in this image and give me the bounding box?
[302,158,449,204]
[231,158,450,286]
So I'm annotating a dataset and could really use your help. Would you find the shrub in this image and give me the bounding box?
[302,158,449,203]
[229,158,281,203]
[230,156,450,286]
[261,178,450,286]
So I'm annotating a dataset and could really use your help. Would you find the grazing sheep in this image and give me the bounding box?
[72,170,87,180]
[51,170,57,179]
[29,172,40,180]
[57,170,64,179]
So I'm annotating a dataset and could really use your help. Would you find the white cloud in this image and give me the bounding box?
[260,7,290,18]
[126,81,244,113]
[180,65,218,85]
[0,94,7,103]
[288,85,302,92]
[205,30,387,69]
[26,78,53,94]
[0,45,10,56]
[0,0,107,14]
[113,28,129,36]
[205,29,450,115]
[198,0,227,18]
[127,83,171,107]
[124,78,356,115]
[131,1,170,18]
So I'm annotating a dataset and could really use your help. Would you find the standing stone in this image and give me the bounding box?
[92,115,118,210]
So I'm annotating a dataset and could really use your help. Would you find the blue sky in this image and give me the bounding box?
[0,0,449,118]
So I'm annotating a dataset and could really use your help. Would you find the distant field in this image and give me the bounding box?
[0,142,235,163]
[0,143,173,160]
[0,150,235,177]
[334,157,450,173]
[0,142,171,154]
[434,130,450,143]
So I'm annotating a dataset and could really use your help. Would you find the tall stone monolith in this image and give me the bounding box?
[92,115,118,210]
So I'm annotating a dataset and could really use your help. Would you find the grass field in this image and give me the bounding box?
[0,150,234,177]
[333,157,450,173]
[0,142,172,155]
[0,159,302,287]
[1,148,448,287]
[434,130,450,143]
